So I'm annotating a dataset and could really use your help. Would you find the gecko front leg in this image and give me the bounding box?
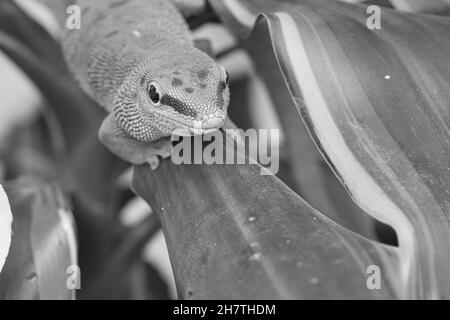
[98,113,173,170]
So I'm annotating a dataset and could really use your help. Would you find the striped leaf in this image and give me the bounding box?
[210,0,450,298]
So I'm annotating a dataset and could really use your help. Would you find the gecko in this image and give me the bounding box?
[59,0,231,168]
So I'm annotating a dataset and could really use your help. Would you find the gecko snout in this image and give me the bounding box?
[200,110,225,129]
[202,117,224,129]
[188,110,225,135]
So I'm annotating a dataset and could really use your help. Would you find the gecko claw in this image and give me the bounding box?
[147,155,160,170]
[146,139,173,170]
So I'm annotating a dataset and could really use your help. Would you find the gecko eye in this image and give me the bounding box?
[148,81,164,107]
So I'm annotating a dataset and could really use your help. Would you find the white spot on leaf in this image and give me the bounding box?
[250,242,258,248]
[249,252,262,261]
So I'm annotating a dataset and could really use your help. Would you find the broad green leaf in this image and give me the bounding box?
[132,141,401,299]
[209,0,450,298]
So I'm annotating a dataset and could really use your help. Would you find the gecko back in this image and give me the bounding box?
[59,0,230,143]
[62,0,194,110]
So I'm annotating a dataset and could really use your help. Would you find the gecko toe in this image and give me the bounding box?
[147,156,160,170]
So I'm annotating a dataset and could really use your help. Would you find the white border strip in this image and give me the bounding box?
[0,185,12,274]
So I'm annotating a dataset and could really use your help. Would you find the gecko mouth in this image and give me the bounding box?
[171,118,225,136]
[161,112,225,136]
[189,117,225,135]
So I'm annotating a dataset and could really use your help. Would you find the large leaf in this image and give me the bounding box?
[241,19,379,241]
[209,0,450,298]
[0,178,77,299]
[132,140,401,299]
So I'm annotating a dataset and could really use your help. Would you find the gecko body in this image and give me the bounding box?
[60,0,230,166]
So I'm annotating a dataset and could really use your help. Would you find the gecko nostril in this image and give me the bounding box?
[215,110,225,118]
[201,110,225,122]
[202,117,225,129]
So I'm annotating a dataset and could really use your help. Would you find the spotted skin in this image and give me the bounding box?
[60,0,230,149]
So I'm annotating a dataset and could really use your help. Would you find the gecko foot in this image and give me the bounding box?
[99,114,174,169]
[146,140,173,170]
[147,156,160,170]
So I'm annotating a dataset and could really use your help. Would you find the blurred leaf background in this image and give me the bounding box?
[1,0,450,299]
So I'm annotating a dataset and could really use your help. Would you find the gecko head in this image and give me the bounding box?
[115,51,230,142]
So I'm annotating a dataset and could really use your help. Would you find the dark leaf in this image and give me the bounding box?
[132,140,400,299]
